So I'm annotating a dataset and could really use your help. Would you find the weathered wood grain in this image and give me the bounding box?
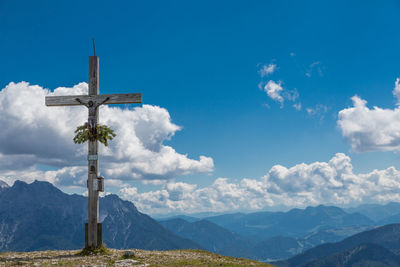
[45,93,142,106]
[88,56,99,248]
[87,56,99,248]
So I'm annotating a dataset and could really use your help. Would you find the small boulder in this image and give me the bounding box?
[123,250,135,258]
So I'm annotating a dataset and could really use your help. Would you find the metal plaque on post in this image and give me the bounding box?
[87,154,98,161]
[97,177,104,192]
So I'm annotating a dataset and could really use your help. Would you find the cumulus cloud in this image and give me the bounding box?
[0,82,213,187]
[258,64,300,108]
[259,64,277,77]
[338,93,400,152]
[263,80,284,105]
[0,166,87,190]
[393,78,400,104]
[119,153,400,214]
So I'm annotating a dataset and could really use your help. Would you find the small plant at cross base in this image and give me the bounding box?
[77,244,110,256]
[73,122,116,146]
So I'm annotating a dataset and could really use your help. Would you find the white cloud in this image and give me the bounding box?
[0,166,86,189]
[305,61,323,77]
[393,78,400,104]
[257,63,301,108]
[283,88,299,102]
[306,104,328,119]
[293,103,302,111]
[264,80,284,105]
[119,153,400,214]
[0,82,213,186]
[338,93,400,152]
[259,78,300,108]
[259,64,277,77]
[141,179,168,186]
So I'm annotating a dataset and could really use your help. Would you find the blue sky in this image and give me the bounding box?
[1,1,400,215]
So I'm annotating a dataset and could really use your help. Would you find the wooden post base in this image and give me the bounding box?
[85,223,102,248]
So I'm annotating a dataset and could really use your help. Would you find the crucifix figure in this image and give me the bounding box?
[75,97,110,139]
[45,56,142,248]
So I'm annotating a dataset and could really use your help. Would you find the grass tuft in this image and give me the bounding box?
[76,244,110,256]
[122,252,136,260]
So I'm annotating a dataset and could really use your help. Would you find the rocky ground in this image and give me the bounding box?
[0,249,274,266]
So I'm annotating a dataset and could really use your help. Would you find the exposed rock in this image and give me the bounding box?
[123,250,135,258]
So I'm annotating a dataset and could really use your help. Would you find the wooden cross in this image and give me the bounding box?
[45,56,142,248]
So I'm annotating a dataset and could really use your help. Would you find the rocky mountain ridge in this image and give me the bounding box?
[0,180,199,252]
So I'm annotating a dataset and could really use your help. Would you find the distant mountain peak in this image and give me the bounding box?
[103,193,138,212]
[104,193,121,201]
[12,180,27,186]
[305,205,344,212]
[0,179,9,189]
[10,180,63,196]
[0,180,200,252]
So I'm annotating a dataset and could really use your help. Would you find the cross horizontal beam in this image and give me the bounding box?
[45,93,142,106]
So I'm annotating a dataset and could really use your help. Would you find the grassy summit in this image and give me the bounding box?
[0,249,274,267]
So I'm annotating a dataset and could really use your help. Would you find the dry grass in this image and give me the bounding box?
[0,249,275,267]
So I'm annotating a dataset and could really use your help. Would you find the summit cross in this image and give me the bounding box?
[45,56,142,248]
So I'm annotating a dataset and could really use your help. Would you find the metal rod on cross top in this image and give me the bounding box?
[45,54,142,248]
[92,38,96,56]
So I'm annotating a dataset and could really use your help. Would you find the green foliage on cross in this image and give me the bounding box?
[73,123,116,147]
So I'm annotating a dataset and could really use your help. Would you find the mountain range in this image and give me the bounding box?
[159,218,254,258]
[301,243,400,267]
[346,202,400,223]
[1,179,400,265]
[0,180,199,252]
[203,205,374,241]
[274,223,400,267]
[159,215,375,261]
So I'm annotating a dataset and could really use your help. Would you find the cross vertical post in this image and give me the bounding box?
[88,56,99,248]
[45,52,142,249]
